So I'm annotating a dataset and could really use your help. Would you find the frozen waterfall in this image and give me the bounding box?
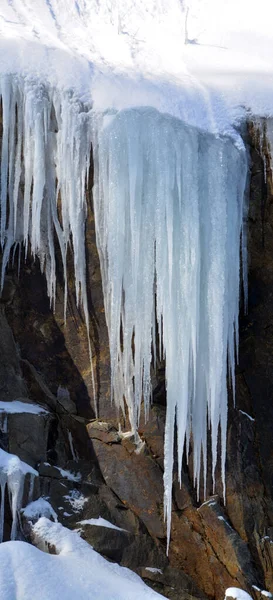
[0,78,248,550]
[92,109,248,549]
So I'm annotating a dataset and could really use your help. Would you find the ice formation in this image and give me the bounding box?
[78,517,127,532]
[67,430,79,463]
[0,74,95,401]
[0,448,38,542]
[0,73,248,549]
[92,108,247,547]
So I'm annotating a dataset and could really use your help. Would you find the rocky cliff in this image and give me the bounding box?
[0,110,273,600]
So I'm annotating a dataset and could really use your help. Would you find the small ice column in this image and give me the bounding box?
[67,431,79,463]
[0,448,38,542]
[92,107,248,551]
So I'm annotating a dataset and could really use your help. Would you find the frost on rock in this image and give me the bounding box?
[92,108,247,550]
[64,489,88,513]
[0,448,38,542]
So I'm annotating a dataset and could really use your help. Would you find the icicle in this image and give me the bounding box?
[92,107,247,551]
[0,75,96,404]
[0,448,38,542]
[67,431,79,462]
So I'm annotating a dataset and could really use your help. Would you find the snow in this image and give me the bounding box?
[225,589,252,600]
[0,400,48,415]
[1,0,273,130]
[22,498,57,522]
[78,517,127,532]
[0,518,166,599]
[0,449,38,542]
[64,489,88,513]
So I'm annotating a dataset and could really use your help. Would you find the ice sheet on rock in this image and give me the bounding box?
[78,517,127,532]
[0,448,38,542]
[0,400,48,414]
[92,107,247,551]
[0,74,95,403]
[239,410,255,422]
[54,466,81,482]
[22,498,57,522]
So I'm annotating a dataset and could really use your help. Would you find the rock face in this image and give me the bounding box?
[1,114,273,599]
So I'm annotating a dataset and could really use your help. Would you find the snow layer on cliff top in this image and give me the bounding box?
[0,517,166,600]
[1,0,273,132]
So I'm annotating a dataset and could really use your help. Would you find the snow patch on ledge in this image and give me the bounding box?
[0,518,166,599]
[225,588,252,600]
[0,400,48,415]
[22,498,57,522]
[29,517,166,599]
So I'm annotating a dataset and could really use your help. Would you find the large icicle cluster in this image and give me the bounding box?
[0,74,95,395]
[0,76,248,550]
[92,108,247,548]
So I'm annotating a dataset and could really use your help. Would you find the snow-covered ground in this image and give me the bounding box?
[0,517,166,599]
